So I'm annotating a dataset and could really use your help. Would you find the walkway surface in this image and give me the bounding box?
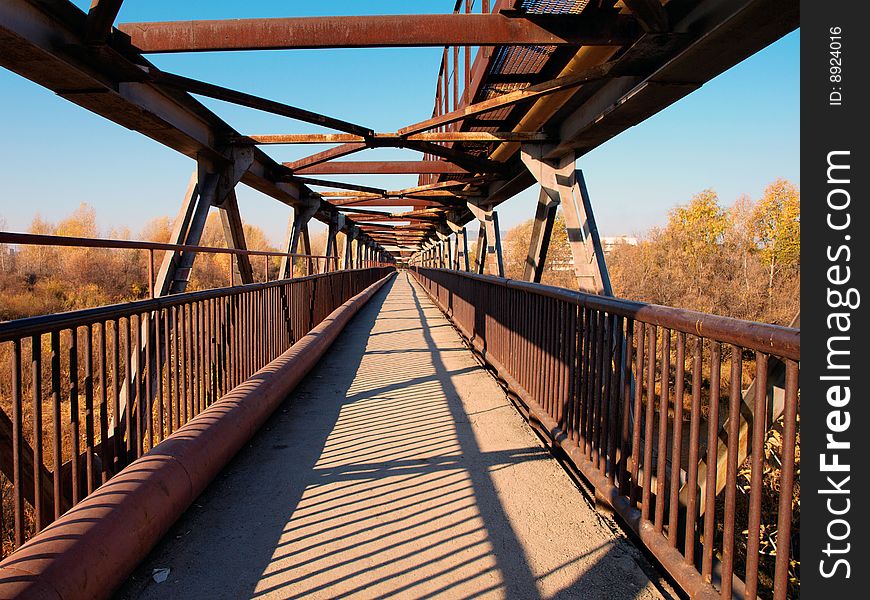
[118,273,670,600]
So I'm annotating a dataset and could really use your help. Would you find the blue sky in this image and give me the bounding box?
[0,1,798,244]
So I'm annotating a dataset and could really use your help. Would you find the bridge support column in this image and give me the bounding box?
[326,214,344,272]
[344,227,358,270]
[301,223,314,273]
[215,147,257,285]
[448,222,469,271]
[217,191,254,286]
[473,222,485,273]
[279,197,319,279]
[524,188,559,284]
[467,202,504,277]
[436,232,448,269]
[521,144,611,295]
[116,147,259,461]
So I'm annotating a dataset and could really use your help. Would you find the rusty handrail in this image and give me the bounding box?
[0,230,391,299]
[411,266,800,600]
[422,269,800,360]
[0,272,396,600]
[0,269,375,341]
[0,231,336,261]
[0,266,395,555]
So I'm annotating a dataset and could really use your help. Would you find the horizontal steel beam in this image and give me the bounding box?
[238,132,550,144]
[351,215,437,222]
[331,198,444,208]
[284,143,368,172]
[119,13,638,52]
[293,177,386,196]
[295,161,468,175]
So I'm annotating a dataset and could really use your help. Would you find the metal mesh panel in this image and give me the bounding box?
[490,45,554,75]
[519,0,590,14]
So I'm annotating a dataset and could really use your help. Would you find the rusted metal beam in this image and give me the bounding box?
[681,313,799,517]
[392,179,481,196]
[218,190,255,285]
[390,212,443,223]
[293,177,386,196]
[215,146,257,284]
[334,207,395,217]
[457,227,470,271]
[287,138,504,176]
[295,161,468,175]
[147,69,373,137]
[355,223,416,230]
[467,203,503,277]
[522,188,558,283]
[119,13,638,52]
[351,215,437,222]
[283,143,368,172]
[0,407,68,530]
[279,199,319,279]
[237,132,549,144]
[398,61,617,136]
[317,191,380,198]
[331,198,443,208]
[154,167,217,297]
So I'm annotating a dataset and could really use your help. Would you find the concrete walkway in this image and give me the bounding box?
[118,273,670,600]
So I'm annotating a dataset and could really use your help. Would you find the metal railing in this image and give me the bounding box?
[0,232,393,295]
[0,265,394,554]
[411,267,799,600]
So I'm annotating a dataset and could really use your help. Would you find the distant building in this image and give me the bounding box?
[600,236,638,254]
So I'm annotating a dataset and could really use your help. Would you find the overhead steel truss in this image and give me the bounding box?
[1,0,797,277]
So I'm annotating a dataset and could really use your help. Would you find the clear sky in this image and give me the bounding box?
[0,1,799,245]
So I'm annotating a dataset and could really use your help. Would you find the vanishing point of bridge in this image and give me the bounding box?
[0,2,798,599]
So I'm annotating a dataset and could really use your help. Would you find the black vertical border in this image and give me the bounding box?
[801,2,869,597]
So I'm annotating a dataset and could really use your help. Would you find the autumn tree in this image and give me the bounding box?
[499,180,800,326]
[752,178,800,297]
[607,181,799,325]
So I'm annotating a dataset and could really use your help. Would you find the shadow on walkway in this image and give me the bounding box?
[118,273,667,600]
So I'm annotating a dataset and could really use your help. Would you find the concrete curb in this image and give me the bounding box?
[0,271,395,600]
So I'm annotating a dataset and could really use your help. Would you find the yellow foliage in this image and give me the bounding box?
[753,178,800,269]
[498,180,800,326]
[1,203,279,320]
